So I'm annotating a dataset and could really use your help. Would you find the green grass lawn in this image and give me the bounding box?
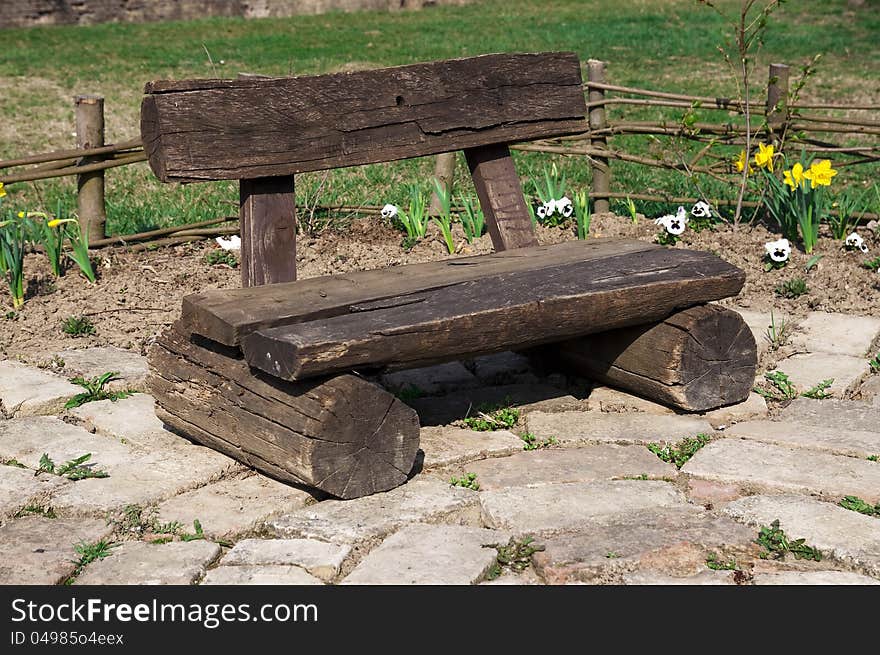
[1,0,878,235]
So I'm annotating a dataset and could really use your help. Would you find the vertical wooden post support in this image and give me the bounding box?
[75,95,106,242]
[428,152,456,216]
[240,176,297,288]
[464,143,538,252]
[587,59,610,214]
[766,63,790,145]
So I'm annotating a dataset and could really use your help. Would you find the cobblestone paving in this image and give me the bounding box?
[1,309,878,585]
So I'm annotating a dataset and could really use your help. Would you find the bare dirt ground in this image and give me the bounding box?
[3,212,879,364]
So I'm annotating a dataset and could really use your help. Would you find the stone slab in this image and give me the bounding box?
[155,474,314,539]
[732,308,778,359]
[269,476,480,545]
[463,444,677,491]
[0,516,114,585]
[623,570,736,585]
[0,465,68,519]
[0,361,80,416]
[68,393,184,450]
[470,351,532,384]
[417,426,523,469]
[771,353,868,395]
[686,479,744,507]
[480,480,688,536]
[48,445,239,516]
[202,565,324,585]
[75,540,221,585]
[525,411,713,445]
[682,439,880,503]
[56,346,150,392]
[725,420,880,459]
[778,397,880,433]
[790,312,880,357]
[381,361,478,396]
[407,384,585,427]
[585,386,676,415]
[701,393,768,429]
[342,523,506,585]
[753,570,880,585]
[220,538,351,582]
[724,494,880,577]
[531,506,754,584]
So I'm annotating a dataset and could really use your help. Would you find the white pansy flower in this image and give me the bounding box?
[215,235,241,251]
[537,200,556,219]
[691,200,712,219]
[845,232,869,253]
[655,212,685,236]
[380,203,398,219]
[676,205,688,223]
[556,196,573,218]
[764,238,791,263]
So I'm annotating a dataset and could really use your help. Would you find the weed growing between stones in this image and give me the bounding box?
[869,352,880,374]
[64,371,134,409]
[460,400,519,432]
[448,473,480,491]
[838,495,880,517]
[1,457,26,468]
[647,433,712,469]
[801,379,834,399]
[754,370,835,402]
[520,432,558,451]
[705,552,739,571]
[65,539,117,584]
[867,455,879,462]
[38,453,108,481]
[14,504,57,519]
[763,310,791,351]
[483,536,545,580]
[755,519,822,561]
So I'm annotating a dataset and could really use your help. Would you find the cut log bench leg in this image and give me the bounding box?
[147,323,420,499]
[527,304,757,412]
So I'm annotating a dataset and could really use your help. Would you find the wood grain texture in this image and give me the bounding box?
[465,143,538,250]
[147,323,420,499]
[240,176,297,287]
[140,52,587,182]
[241,249,746,381]
[531,304,757,411]
[181,239,661,346]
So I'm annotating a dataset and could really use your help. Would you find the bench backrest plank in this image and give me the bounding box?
[141,52,587,183]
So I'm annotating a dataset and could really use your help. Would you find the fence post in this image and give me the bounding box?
[766,63,790,146]
[587,59,610,214]
[428,152,456,216]
[75,94,106,242]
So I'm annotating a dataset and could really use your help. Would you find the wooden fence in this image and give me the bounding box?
[1,62,878,248]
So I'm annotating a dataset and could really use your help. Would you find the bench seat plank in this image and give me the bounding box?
[141,52,587,182]
[181,238,660,346]
[241,247,746,381]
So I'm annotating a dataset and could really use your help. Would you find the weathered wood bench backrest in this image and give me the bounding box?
[141,52,587,286]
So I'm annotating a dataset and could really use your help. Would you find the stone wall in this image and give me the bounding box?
[2,0,471,29]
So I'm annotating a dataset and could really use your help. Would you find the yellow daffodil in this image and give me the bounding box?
[754,143,774,172]
[734,150,753,174]
[0,182,6,198]
[783,162,805,190]
[803,159,837,188]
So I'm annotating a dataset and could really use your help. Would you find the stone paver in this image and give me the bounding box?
[75,540,221,585]
[381,361,478,396]
[0,516,114,584]
[220,538,350,582]
[408,384,584,427]
[470,352,532,384]
[418,426,523,469]
[68,393,184,449]
[622,570,736,585]
[725,420,880,459]
[724,495,880,577]
[702,393,768,428]
[753,571,880,585]
[686,479,744,507]
[0,465,68,518]
[772,353,868,395]
[270,476,480,544]
[49,445,239,515]
[0,361,80,416]
[56,346,150,392]
[531,506,754,584]
[155,474,314,539]
[525,411,713,445]
[342,523,506,585]
[733,308,777,359]
[585,386,675,415]
[778,397,880,433]
[480,480,688,535]
[203,565,324,585]
[463,444,677,491]
[682,439,880,503]
[0,416,135,473]
[789,312,880,357]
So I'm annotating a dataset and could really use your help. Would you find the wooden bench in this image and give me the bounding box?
[141,52,756,499]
